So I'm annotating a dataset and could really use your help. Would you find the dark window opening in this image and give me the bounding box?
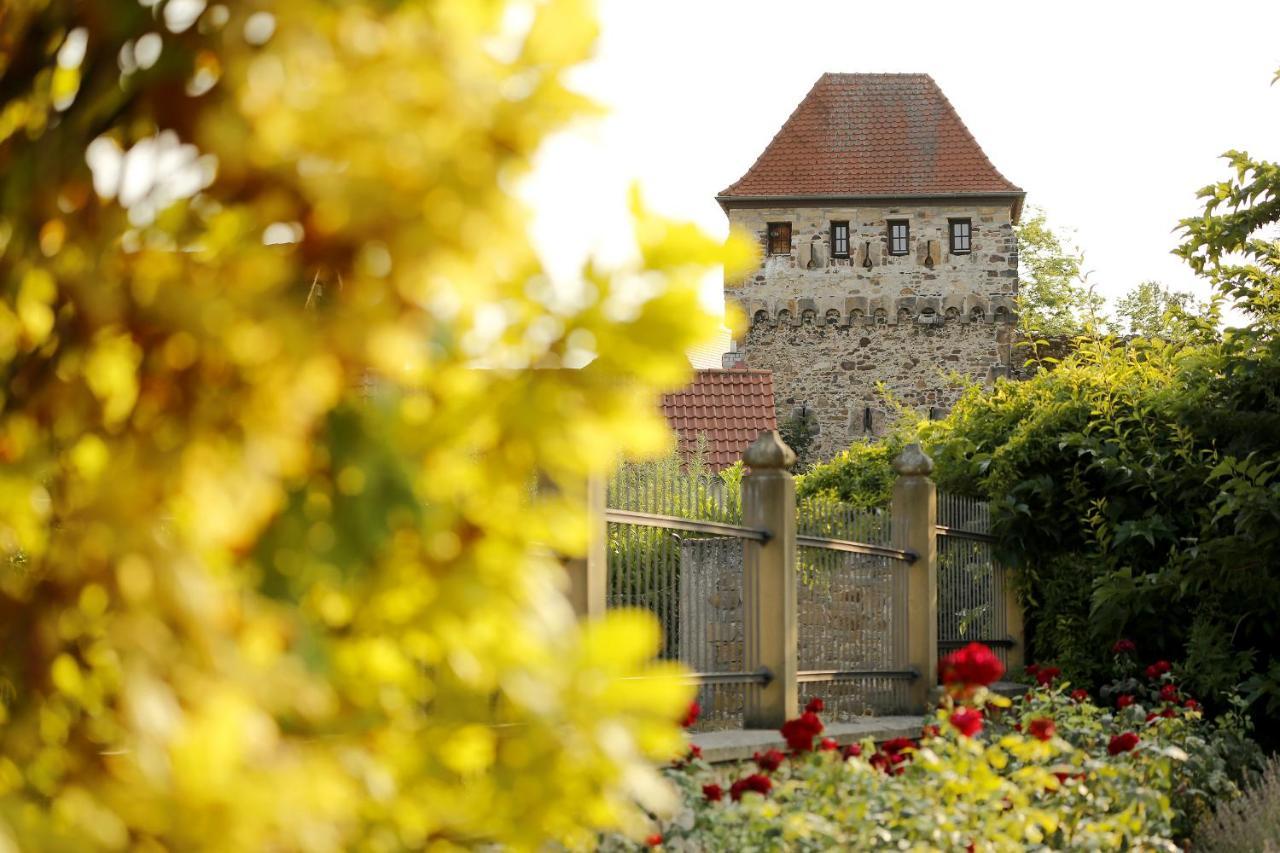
[887,220,909,256]
[863,407,873,431]
[949,219,971,254]
[767,222,792,255]
[830,221,849,258]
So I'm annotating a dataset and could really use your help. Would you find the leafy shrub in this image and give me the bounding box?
[795,438,902,509]
[609,643,1254,850]
[0,1,758,847]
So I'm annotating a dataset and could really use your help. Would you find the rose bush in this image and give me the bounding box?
[604,643,1259,850]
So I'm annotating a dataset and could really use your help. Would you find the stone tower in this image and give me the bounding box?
[719,73,1024,461]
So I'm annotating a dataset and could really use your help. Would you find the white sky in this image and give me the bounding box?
[520,0,1280,325]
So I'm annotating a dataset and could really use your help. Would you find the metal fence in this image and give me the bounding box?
[606,463,756,729]
[795,499,914,719]
[605,460,917,729]
[936,491,1013,668]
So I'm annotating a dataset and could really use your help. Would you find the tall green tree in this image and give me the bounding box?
[1112,279,1218,342]
[1015,208,1106,336]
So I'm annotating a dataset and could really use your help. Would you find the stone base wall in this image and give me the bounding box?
[744,319,1012,461]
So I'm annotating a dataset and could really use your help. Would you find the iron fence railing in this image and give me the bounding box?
[936,491,1012,667]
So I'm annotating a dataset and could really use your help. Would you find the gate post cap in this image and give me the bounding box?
[892,443,934,476]
[743,431,796,471]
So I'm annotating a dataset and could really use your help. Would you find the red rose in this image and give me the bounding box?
[949,708,984,738]
[869,753,889,773]
[1116,694,1135,709]
[940,642,1005,688]
[688,744,702,760]
[1111,639,1136,655]
[841,743,862,759]
[1184,698,1200,711]
[819,737,838,752]
[1159,684,1178,702]
[1028,717,1056,741]
[1025,663,1041,677]
[1108,732,1139,755]
[1145,712,1158,723]
[805,697,825,714]
[1035,666,1061,687]
[753,748,784,773]
[645,834,663,847]
[701,783,723,802]
[881,737,915,756]
[1144,660,1171,680]
[1070,688,1089,703]
[1161,707,1176,719]
[680,702,700,728]
[729,773,772,801]
[779,711,824,752]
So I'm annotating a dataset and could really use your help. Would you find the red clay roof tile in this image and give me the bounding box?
[661,369,777,472]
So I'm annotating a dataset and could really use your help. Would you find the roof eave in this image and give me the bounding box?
[716,191,1027,222]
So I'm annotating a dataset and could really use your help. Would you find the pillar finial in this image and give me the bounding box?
[892,443,934,476]
[743,431,796,471]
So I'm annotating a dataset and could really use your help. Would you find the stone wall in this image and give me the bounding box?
[725,201,1018,460]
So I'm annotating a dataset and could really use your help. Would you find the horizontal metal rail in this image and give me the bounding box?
[797,668,919,683]
[935,525,997,543]
[795,534,916,563]
[939,637,1015,648]
[621,668,773,686]
[605,508,769,542]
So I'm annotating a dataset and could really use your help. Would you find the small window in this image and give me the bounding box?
[949,219,971,254]
[767,222,792,255]
[830,221,849,258]
[887,220,909,256]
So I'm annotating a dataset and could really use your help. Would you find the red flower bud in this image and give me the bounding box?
[779,711,824,752]
[940,642,1005,688]
[645,833,663,847]
[949,707,984,738]
[729,773,772,801]
[680,702,700,728]
[701,783,723,802]
[753,748,784,773]
[1070,688,1089,703]
[1111,639,1136,655]
[1107,732,1139,755]
[805,697,825,714]
[1116,694,1135,710]
[1028,717,1056,741]
[1034,666,1061,687]
[818,737,838,752]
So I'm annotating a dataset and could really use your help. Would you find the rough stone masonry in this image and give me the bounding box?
[718,73,1025,461]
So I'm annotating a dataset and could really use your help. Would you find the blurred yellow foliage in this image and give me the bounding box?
[0,1,757,849]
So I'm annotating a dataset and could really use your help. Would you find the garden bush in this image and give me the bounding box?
[0,2,757,847]
[610,642,1258,851]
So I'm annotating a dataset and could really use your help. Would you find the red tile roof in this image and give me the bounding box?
[662,369,777,471]
[719,73,1022,206]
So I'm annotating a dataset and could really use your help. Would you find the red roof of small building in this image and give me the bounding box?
[662,369,778,471]
[718,73,1022,210]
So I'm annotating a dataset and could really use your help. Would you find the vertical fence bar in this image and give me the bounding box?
[891,444,938,713]
[742,431,798,729]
